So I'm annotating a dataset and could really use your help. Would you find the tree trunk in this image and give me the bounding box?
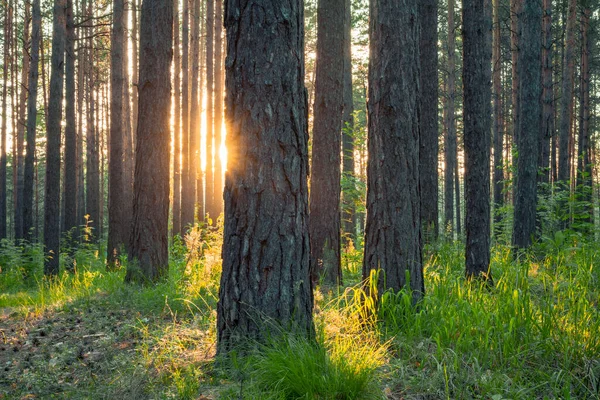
[510,0,521,144]
[180,0,193,232]
[189,0,200,223]
[492,0,504,234]
[309,0,345,286]
[44,0,67,275]
[419,0,439,244]
[212,0,223,219]
[24,0,41,241]
[205,0,215,223]
[512,0,541,250]
[64,0,78,238]
[126,0,173,283]
[0,4,12,240]
[558,0,576,183]
[172,0,182,237]
[539,0,552,185]
[363,0,424,301]
[218,0,314,353]
[108,0,127,268]
[341,0,355,242]
[445,0,456,237]
[463,0,492,282]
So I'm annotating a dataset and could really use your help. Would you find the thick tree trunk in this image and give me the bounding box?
[180,0,193,232]
[108,0,127,268]
[172,0,182,237]
[492,0,504,233]
[205,0,215,223]
[419,0,439,244]
[218,0,314,353]
[363,0,424,301]
[64,0,78,237]
[463,0,492,282]
[512,0,541,250]
[309,0,345,286]
[126,0,173,283]
[558,0,576,183]
[445,0,456,236]
[44,0,67,275]
[341,0,355,242]
[24,0,41,241]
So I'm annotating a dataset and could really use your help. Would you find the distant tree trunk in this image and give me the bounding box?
[558,0,576,183]
[463,0,492,282]
[363,0,424,300]
[76,0,85,233]
[512,0,541,250]
[14,3,30,241]
[576,6,592,225]
[131,0,139,139]
[64,0,78,238]
[205,0,215,223]
[309,0,344,286]
[213,0,223,219]
[108,0,127,268]
[510,0,520,144]
[218,0,313,353]
[126,0,173,283]
[539,0,552,184]
[455,153,462,235]
[189,0,200,222]
[445,0,456,236]
[492,0,504,234]
[341,0,355,242]
[44,0,67,275]
[0,5,11,240]
[172,0,182,237]
[24,0,41,241]
[123,3,134,225]
[180,0,193,232]
[419,0,439,243]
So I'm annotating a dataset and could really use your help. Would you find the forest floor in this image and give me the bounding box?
[1,228,599,399]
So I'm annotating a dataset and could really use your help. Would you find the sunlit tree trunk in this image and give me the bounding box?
[180,0,194,232]
[205,0,215,223]
[218,0,313,353]
[0,4,12,240]
[212,0,224,219]
[445,0,456,237]
[172,0,182,237]
[189,0,200,222]
[126,0,173,283]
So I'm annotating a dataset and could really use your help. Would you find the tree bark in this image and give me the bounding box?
[126,0,173,283]
[0,4,12,240]
[108,0,127,268]
[419,0,439,244]
[463,0,492,282]
[213,0,224,219]
[172,0,182,237]
[512,0,541,250]
[44,0,67,275]
[24,0,41,241]
[217,0,314,353]
[180,0,193,232]
[492,0,504,234]
[539,0,552,185]
[558,0,576,183]
[189,0,200,223]
[363,0,424,300]
[204,0,215,223]
[445,0,456,237]
[309,0,345,286]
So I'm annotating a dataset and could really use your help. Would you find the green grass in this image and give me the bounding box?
[0,231,599,399]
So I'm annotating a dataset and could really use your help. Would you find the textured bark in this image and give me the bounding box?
[539,0,552,184]
[512,0,541,250]
[107,0,127,268]
[492,0,504,232]
[189,0,200,222]
[44,0,67,275]
[0,5,11,240]
[85,0,100,240]
[172,0,182,237]
[213,0,224,219]
[24,0,41,240]
[419,0,439,243]
[205,0,215,223]
[309,0,344,286]
[76,0,85,231]
[123,5,134,231]
[218,0,314,352]
[558,0,576,183]
[180,0,193,232]
[341,0,355,241]
[363,0,424,300]
[64,0,78,236]
[126,0,173,283]
[463,0,492,281]
[444,0,456,236]
[14,3,30,241]
[131,0,139,141]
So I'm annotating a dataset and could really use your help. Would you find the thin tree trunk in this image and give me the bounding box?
[539,0,552,185]
[463,0,492,282]
[558,0,576,183]
[445,0,456,237]
[44,0,67,275]
[24,0,41,241]
[180,0,193,232]
[492,0,504,234]
[0,4,12,240]
[204,0,214,223]
[189,0,200,223]
[212,0,223,219]
[510,0,521,144]
[126,0,173,283]
[172,0,182,237]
